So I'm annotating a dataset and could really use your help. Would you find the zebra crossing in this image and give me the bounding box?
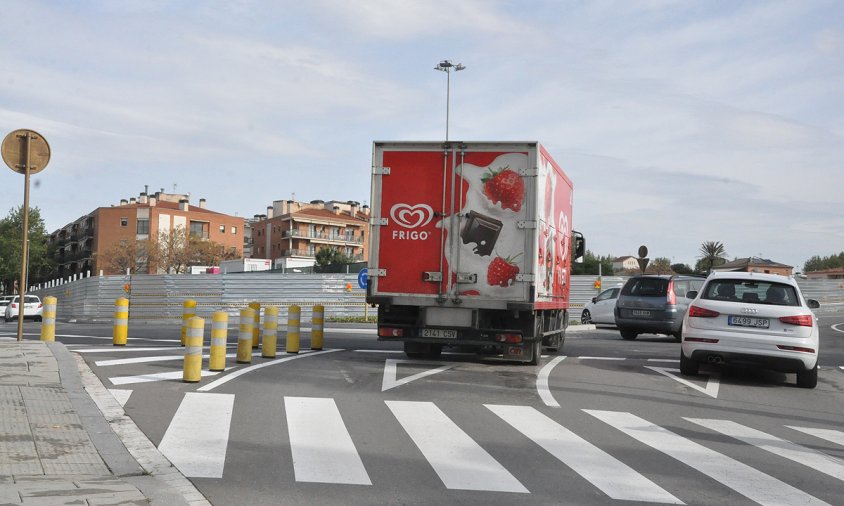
[149,391,844,504]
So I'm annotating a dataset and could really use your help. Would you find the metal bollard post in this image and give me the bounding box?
[286,305,300,354]
[311,304,324,350]
[237,308,255,364]
[183,316,204,383]
[181,299,197,346]
[249,301,261,348]
[113,297,129,346]
[40,296,57,342]
[262,306,279,358]
[209,311,228,371]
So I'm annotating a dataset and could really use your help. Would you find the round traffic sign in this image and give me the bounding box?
[637,245,648,258]
[2,129,50,174]
[358,268,368,289]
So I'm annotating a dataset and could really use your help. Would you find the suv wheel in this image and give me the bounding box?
[620,329,638,340]
[796,364,818,389]
[680,351,698,376]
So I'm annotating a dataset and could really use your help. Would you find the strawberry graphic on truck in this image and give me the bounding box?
[367,142,585,365]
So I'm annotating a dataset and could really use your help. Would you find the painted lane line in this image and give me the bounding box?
[353,349,403,353]
[687,418,844,482]
[488,405,681,504]
[158,392,235,478]
[586,410,830,506]
[645,366,720,398]
[536,356,566,408]
[285,397,371,485]
[95,352,261,367]
[381,359,455,392]
[73,347,180,354]
[386,400,528,493]
[109,369,221,386]
[647,358,680,363]
[577,356,625,361]
[197,349,341,392]
[831,323,844,333]
[107,389,132,407]
[787,426,844,447]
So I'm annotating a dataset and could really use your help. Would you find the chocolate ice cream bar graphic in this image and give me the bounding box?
[461,211,502,257]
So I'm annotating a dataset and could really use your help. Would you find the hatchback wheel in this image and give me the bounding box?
[620,329,637,340]
[796,364,818,389]
[580,310,592,324]
[680,351,698,376]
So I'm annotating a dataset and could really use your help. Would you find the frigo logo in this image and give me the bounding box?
[390,203,434,241]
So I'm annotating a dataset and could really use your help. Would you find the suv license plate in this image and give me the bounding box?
[422,329,457,339]
[728,316,770,328]
[631,310,651,316]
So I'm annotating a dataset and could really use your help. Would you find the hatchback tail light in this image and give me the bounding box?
[667,278,676,305]
[38,303,42,308]
[778,315,814,327]
[11,303,16,309]
[688,305,719,318]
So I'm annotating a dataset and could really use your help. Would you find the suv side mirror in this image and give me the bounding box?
[807,298,820,309]
[572,231,585,263]
[687,290,698,299]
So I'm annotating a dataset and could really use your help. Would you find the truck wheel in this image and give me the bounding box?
[620,329,638,340]
[403,342,427,359]
[528,340,541,366]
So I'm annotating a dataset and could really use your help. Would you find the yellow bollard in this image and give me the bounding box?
[286,305,300,354]
[181,299,197,346]
[262,306,279,358]
[209,311,228,372]
[249,301,261,348]
[40,296,57,342]
[113,297,129,346]
[237,308,255,364]
[311,304,324,351]
[183,316,204,383]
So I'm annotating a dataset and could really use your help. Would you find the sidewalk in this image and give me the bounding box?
[0,340,209,505]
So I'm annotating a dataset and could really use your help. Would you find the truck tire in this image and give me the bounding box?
[403,342,427,359]
[528,340,541,366]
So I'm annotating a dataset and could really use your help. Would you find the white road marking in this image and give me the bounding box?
[197,349,341,392]
[107,389,132,407]
[158,392,235,478]
[488,405,682,504]
[284,397,371,485]
[586,410,831,506]
[647,358,680,363]
[645,366,720,398]
[109,369,221,386]
[386,400,528,493]
[73,346,181,353]
[577,356,625,361]
[353,349,403,353]
[536,356,566,407]
[687,419,844,482]
[787,426,844,447]
[381,359,456,392]
[94,351,260,367]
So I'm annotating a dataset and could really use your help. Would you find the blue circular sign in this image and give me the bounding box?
[358,268,368,289]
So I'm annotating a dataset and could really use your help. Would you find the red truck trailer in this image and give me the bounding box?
[367,141,585,364]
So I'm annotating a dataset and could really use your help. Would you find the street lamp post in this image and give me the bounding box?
[434,59,465,142]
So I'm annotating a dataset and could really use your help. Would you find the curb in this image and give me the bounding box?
[71,349,212,505]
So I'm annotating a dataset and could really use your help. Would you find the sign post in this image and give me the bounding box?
[2,129,50,341]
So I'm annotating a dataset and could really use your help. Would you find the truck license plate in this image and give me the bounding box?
[422,329,457,339]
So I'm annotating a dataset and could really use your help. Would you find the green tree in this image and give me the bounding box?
[671,263,695,275]
[804,252,844,272]
[650,257,672,274]
[571,250,614,275]
[0,206,54,293]
[697,241,728,273]
[315,247,352,269]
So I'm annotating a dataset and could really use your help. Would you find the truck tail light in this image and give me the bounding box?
[688,305,719,318]
[776,345,815,353]
[667,279,676,305]
[378,327,404,337]
[495,333,522,344]
[779,315,813,327]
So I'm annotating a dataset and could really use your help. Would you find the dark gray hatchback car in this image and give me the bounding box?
[614,275,705,341]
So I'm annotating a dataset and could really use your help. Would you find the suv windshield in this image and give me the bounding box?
[621,277,668,297]
[702,279,799,306]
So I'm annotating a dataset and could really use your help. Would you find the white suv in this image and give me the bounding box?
[4,295,43,322]
[680,272,820,388]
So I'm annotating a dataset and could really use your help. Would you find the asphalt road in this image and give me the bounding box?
[3,316,844,505]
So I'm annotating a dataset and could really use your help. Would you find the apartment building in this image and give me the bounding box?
[250,199,369,269]
[50,190,245,277]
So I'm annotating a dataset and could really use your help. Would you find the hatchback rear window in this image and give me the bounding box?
[701,280,799,306]
[621,278,668,297]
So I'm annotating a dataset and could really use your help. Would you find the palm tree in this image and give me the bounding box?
[698,241,727,273]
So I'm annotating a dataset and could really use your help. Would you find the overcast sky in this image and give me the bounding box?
[1,0,841,270]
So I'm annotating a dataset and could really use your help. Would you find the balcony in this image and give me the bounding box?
[281,229,364,244]
[280,249,363,262]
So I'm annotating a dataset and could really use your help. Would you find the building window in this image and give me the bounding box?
[219,225,225,233]
[120,217,128,227]
[137,219,149,235]
[231,226,237,234]
[189,221,209,239]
